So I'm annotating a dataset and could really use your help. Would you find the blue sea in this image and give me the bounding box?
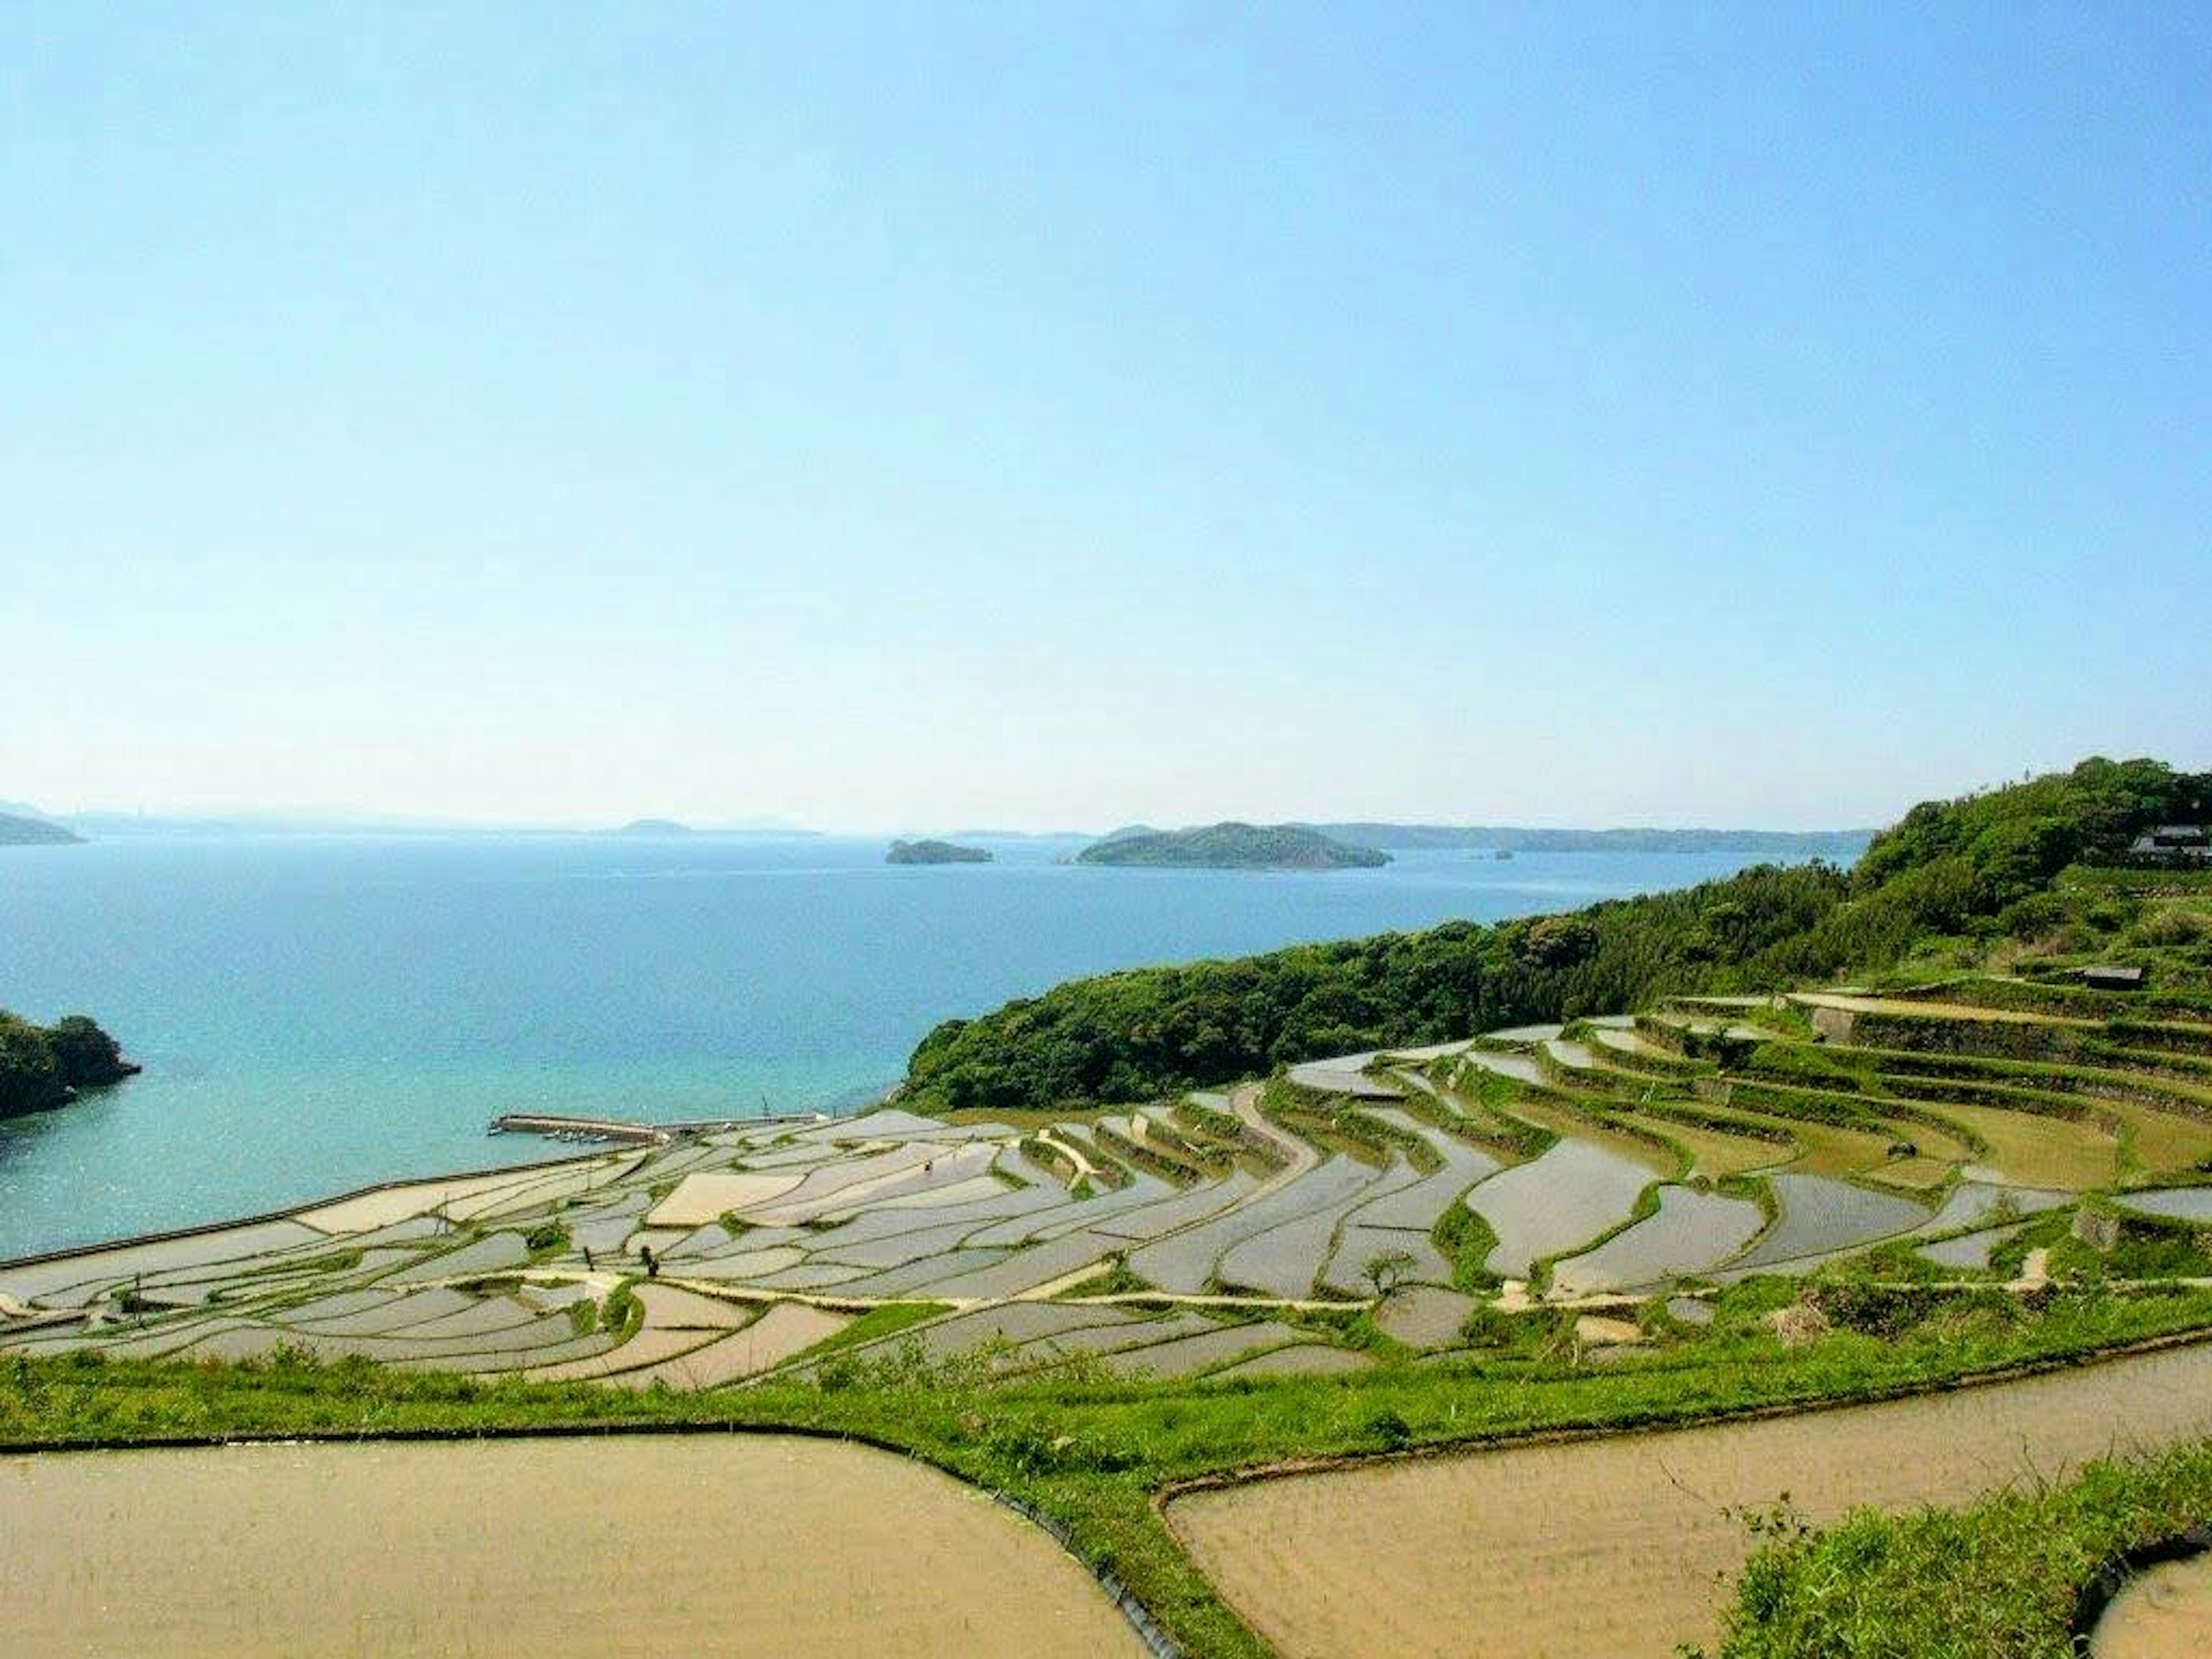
[1,834,1790,1257]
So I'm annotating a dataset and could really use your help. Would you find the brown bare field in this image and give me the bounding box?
[1168,1342,2212,1659]
[0,1435,1145,1658]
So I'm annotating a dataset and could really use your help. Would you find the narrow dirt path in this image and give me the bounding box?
[1168,1339,2212,1659]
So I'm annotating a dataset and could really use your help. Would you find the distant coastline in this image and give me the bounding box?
[0,812,81,847]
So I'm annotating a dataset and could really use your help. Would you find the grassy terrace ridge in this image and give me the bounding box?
[1075,821,1391,870]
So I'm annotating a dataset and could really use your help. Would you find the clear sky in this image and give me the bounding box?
[3,4,2206,832]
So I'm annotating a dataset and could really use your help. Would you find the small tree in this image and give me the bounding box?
[1362,1248,1417,1298]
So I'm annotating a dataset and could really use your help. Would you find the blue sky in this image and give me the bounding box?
[3,4,2205,831]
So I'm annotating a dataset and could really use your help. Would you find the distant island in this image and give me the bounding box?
[0,812,82,847]
[887,839,993,865]
[0,1010,137,1119]
[1078,823,1389,870]
[609,818,694,838]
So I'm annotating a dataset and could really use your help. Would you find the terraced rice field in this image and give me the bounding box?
[0,1435,1147,1658]
[9,974,2211,1382]
[1169,1342,2212,1659]
[2119,1187,2212,1222]
[1465,1137,1655,1278]
[1715,1173,1927,1278]
[1550,1185,1766,1294]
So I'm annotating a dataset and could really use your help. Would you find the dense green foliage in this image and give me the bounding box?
[0,811,81,846]
[1077,822,1390,870]
[0,1010,134,1118]
[907,759,2212,1111]
[887,838,993,865]
[1712,1436,2212,1659]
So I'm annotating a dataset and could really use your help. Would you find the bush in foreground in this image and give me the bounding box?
[1711,1438,2212,1659]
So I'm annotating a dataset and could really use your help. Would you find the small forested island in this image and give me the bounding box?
[0,811,82,846]
[0,1010,138,1118]
[609,817,693,837]
[1078,821,1390,871]
[887,838,993,865]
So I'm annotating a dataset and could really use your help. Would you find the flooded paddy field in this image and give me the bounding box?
[1465,1137,1657,1278]
[1169,1342,2212,1659]
[1550,1185,1766,1294]
[0,1435,1147,1659]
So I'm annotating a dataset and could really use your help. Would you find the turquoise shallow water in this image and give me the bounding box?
[1,834,1792,1256]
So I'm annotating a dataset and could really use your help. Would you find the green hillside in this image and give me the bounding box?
[905,757,2212,1111]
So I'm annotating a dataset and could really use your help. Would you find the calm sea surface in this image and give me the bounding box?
[1,835,1794,1256]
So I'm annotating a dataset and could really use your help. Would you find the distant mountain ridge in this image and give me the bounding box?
[1078,823,1389,870]
[1308,823,1873,856]
[0,811,81,846]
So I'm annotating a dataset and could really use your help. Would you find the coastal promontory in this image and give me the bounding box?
[887,839,993,865]
[1076,822,1390,870]
[0,1011,138,1119]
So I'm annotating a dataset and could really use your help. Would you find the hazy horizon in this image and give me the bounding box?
[7,8,2206,830]
[7,791,1892,839]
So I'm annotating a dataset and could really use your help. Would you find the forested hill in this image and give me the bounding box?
[903,757,2212,1111]
[0,1012,137,1118]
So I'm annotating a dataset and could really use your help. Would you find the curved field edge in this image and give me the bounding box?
[1707,1437,2212,1659]
[1,1434,1151,1659]
[6,1291,2212,1659]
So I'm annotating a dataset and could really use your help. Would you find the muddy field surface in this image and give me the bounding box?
[1169,1342,2212,1659]
[0,1435,1145,1658]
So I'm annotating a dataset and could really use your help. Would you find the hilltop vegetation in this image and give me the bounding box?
[0,1011,136,1118]
[1078,823,1389,871]
[0,811,81,846]
[906,758,2212,1111]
